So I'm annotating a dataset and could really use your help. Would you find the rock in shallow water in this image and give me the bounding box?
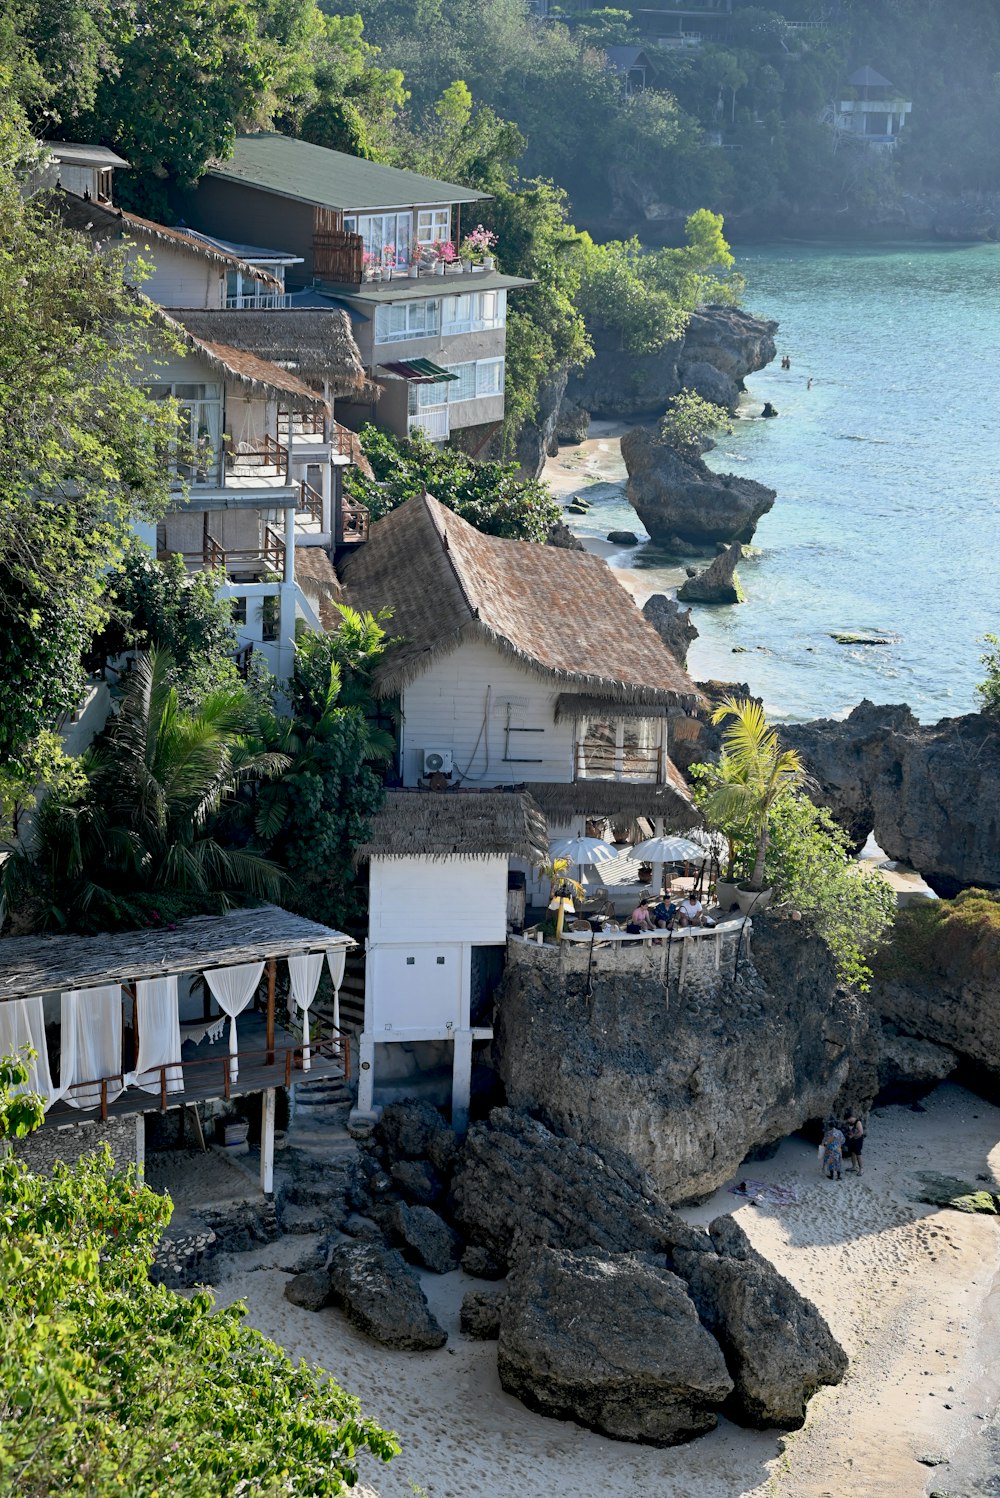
[677,542,744,605]
[621,426,776,547]
[497,1246,733,1445]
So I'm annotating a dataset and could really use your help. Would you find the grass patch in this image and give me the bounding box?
[877,889,1000,984]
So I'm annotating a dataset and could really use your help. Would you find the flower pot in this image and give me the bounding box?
[435,261,445,276]
[714,879,741,913]
[461,257,473,272]
[482,254,495,271]
[735,884,773,915]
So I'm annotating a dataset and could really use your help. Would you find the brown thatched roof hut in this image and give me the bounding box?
[355,791,549,864]
[175,308,375,401]
[339,493,704,709]
[155,309,329,413]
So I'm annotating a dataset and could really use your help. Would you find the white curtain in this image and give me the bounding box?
[203,962,264,1084]
[288,953,323,1072]
[0,997,55,1108]
[60,986,123,1111]
[326,947,347,1034]
[127,976,183,1096]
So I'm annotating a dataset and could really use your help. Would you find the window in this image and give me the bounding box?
[145,381,223,486]
[407,358,506,410]
[449,362,477,403]
[375,299,441,344]
[577,716,663,783]
[476,359,504,397]
[417,207,451,243]
[441,289,506,334]
[344,211,413,267]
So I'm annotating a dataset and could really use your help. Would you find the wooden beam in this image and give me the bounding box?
[265,956,276,1064]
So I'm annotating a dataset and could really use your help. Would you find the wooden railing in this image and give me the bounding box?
[279,409,325,441]
[172,524,285,577]
[224,432,288,475]
[341,499,370,543]
[299,478,324,523]
[312,229,364,284]
[53,1022,351,1122]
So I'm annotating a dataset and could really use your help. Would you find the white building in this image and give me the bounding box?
[353,791,547,1132]
[833,66,912,149]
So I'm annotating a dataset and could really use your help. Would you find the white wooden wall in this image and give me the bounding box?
[130,243,226,310]
[369,855,508,943]
[367,944,465,1032]
[399,639,576,786]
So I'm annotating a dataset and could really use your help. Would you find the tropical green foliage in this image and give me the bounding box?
[249,614,391,927]
[659,391,734,457]
[92,543,242,707]
[702,697,806,892]
[878,887,1000,985]
[976,633,1000,715]
[0,1053,399,1496]
[6,651,288,932]
[0,125,177,768]
[345,426,562,541]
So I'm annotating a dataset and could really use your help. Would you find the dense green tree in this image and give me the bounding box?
[344,426,563,540]
[976,634,1000,715]
[0,1054,399,1496]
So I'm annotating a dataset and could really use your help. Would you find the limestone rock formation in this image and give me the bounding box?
[781,702,1000,893]
[325,1241,447,1350]
[675,1216,847,1429]
[377,1100,459,1178]
[557,398,590,443]
[877,1031,957,1102]
[377,1199,463,1274]
[546,518,586,551]
[607,529,640,545]
[642,594,699,667]
[449,1109,709,1270]
[679,306,779,392]
[677,542,744,605]
[283,1269,333,1312]
[497,1247,733,1445]
[461,1288,506,1340]
[461,1243,507,1280]
[516,365,570,478]
[389,1157,444,1206]
[493,919,880,1202]
[621,426,776,547]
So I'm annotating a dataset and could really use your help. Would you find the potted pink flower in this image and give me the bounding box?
[437,239,457,275]
[459,223,497,270]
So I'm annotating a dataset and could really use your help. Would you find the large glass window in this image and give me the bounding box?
[344,212,413,267]
[577,716,663,782]
[416,207,451,243]
[476,358,504,397]
[145,382,223,486]
[406,357,506,410]
[441,288,506,334]
[375,299,441,344]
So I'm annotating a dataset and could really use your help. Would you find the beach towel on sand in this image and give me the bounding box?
[729,1179,801,1207]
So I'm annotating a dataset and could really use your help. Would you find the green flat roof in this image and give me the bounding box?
[207,133,487,213]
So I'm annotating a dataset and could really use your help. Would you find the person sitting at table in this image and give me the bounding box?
[626,898,655,934]
[652,897,677,928]
[678,893,706,928]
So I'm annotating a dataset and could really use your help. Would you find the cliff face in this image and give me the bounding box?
[621,427,775,547]
[782,703,1000,895]
[563,305,778,424]
[493,920,879,1203]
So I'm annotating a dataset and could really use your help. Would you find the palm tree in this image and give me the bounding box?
[8,651,289,930]
[702,697,806,892]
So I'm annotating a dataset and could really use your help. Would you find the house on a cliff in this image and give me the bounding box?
[832,66,912,150]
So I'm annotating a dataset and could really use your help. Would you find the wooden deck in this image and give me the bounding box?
[41,1012,348,1129]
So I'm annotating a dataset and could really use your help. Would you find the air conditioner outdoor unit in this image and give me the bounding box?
[422,748,453,776]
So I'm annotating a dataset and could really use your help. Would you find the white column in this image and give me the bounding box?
[451,1030,473,1136]
[357,1035,376,1112]
[321,460,332,536]
[651,816,664,897]
[135,1114,145,1178]
[260,1086,276,1194]
[283,507,296,584]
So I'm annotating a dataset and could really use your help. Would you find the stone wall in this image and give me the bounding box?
[14,1114,140,1174]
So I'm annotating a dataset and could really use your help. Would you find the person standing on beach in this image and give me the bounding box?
[845,1115,864,1174]
[822,1119,845,1181]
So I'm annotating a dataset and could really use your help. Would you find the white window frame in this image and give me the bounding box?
[416,207,451,243]
[475,358,504,397]
[375,298,442,344]
[407,357,506,412]
[146,381,224,486]
[344,211,414,268]
[441,288,507,335]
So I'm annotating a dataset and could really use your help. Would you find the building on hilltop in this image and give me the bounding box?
[180,133,532,447]
[603,46,657,97]
[831,66,912,149]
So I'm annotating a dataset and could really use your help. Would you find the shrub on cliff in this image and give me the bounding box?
[976,633,1000,714]
[878,888,1000,985]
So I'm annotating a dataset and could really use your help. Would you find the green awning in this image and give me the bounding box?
[378,359,459,384]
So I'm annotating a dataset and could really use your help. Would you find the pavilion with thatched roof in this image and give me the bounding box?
[175,307,377,403]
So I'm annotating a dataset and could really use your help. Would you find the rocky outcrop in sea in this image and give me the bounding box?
[621,425,776,548]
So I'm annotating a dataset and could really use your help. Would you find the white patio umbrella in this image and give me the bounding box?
[550,836,619,866]
[627,835,708,864]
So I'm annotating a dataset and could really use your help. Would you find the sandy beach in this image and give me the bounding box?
[206,1082,1000,1498]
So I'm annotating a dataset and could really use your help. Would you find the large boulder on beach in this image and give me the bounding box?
[677,542,744,605]
[675,1216,847,1429]
[497,1246,734,1445]
[449,1109,709,1271]
[377,1100,458,1178]
[283,1269,333,1312]
[643,594,699,667]
[621,426,776,547]
[377,1199,463,1274]
[325,1241,447,1350]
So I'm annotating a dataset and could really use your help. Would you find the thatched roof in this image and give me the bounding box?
[0,906,350,1003]
[340,494,703,707]
[356,791,549,863]
[52,190,280,287]
[554,693,671,722]
[295,545,345,630]
[175,308,374,399]
[524,764,700,827]
[155,309,329,413]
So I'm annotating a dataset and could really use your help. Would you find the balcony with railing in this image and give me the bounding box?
[408,407,450,442]
[169,521,285,582]
[226,291,293,309]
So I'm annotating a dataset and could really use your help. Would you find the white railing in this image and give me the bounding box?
[408,408,450,441]
[226,292,292,309]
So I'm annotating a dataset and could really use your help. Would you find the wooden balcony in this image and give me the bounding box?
[168,523,285,580]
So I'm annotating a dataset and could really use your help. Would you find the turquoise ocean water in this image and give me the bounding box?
[569,243,1000,723]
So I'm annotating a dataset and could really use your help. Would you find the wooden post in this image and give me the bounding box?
[265,957,276,1064]
[260,1087,276,1194]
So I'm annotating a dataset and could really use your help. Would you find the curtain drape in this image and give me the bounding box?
[287,953,324,1072]
[203,962,264,1084]
[60,986,123,1110]
[0,997,54,1108]
[326,947,347,1034]
[127,976,183,1095]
